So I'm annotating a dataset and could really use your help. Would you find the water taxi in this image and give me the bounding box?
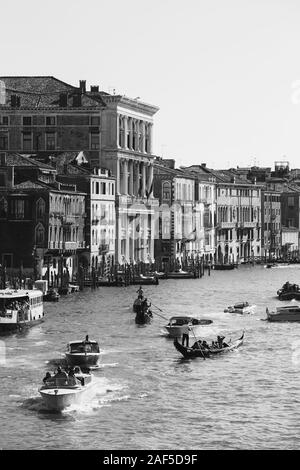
[0,289,44,332]
[224,302,255,314]
[266,304,300,322]
[164,316,213,338]
[39,366,96,412]
[65,337,100,367]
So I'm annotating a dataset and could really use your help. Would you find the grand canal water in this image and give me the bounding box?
[1,264,300,450]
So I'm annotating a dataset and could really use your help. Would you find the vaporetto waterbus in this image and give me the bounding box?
[0,289,44,332]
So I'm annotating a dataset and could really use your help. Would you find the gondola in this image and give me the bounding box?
[135,306,153,325]
[173,331,244,359]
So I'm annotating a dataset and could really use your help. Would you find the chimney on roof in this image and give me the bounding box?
[90,85,99,93]
[59,92,68,107]
[201,163,206,168]
[79,80,86,93]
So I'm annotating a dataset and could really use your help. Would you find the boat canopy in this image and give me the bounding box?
[68,341,100,353]
[168,316,199,326]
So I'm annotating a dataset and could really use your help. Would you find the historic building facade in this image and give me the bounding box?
[55,154,116,273]
[0,77,106,166]
[0,152,86,281]
[261,189,281,259]
[98,93,160,264]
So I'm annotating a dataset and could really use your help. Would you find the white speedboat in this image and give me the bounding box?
[39,368,96,412]
[65,338,100,367]
[0,289,44,332]
[266,304,300,322]
[224,302,255,314]
[164,316,213,338]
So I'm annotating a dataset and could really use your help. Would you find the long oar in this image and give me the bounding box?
[151,309,169,321]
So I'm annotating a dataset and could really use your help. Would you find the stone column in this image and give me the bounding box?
[141,121,145,153]
[124,117,128,149]
[136,120,140,152]
[148,164,154,198]
[117,158,121,195]
[142,163,146,198]
[117,114,121,148]
[148,124,153,154]
[129,160,134,196]
[123,159,128,195]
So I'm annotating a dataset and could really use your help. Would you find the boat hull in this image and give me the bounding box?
[174,334,244,359]
[0,318,44,332]
[267,313,300,322]
[65,352,100,367]
[39,382,95,412]
[278,292,300,301]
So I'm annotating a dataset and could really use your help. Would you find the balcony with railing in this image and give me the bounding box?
[219,222,236,229]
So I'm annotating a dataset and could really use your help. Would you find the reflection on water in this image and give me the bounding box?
[1,265,300,449]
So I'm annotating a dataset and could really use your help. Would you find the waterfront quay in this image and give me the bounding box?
[1,264,300,449]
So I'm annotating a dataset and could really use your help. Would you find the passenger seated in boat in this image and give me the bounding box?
[192,340,202,349]
[202,340,210,349]
[54,366,68,385]
[68,368,77,386]
[43,372,52,384]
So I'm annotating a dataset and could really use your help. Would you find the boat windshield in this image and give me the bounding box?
[69,342,100,353]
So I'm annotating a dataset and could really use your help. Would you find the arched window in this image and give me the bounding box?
[162,181,171,200]
[35,223,45,246]
[36,197,45,219]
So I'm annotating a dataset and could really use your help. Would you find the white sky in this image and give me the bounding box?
[2,0,300,169]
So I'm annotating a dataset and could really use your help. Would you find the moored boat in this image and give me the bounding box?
[166,270,196,279]
[266,304,300,322]
[213,264,236,270]
[43,288,60,302]
[0,289,44,332]
[224,302,255,314]
[164,316,213,338]
[131,274,159,285]
[65,336,100,367]
[39,366,96,412]
[173,331,244,359]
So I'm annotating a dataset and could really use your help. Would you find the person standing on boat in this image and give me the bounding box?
[217,335,225,348]
[182,333,189,347]
[137,286,144,299]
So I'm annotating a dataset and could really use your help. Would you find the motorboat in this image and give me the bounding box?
[213,264,236,270]
[266,304,300,322]
[39,367,96,412]
[224,302,255,314]
[277,282,300,301]
[65,338,100,367]
[166,270,196,279]
[43,288,60,302]
[173,331,244,359]
[131,274,159,285]
[0,289,44,332]
[164,316,213,338]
